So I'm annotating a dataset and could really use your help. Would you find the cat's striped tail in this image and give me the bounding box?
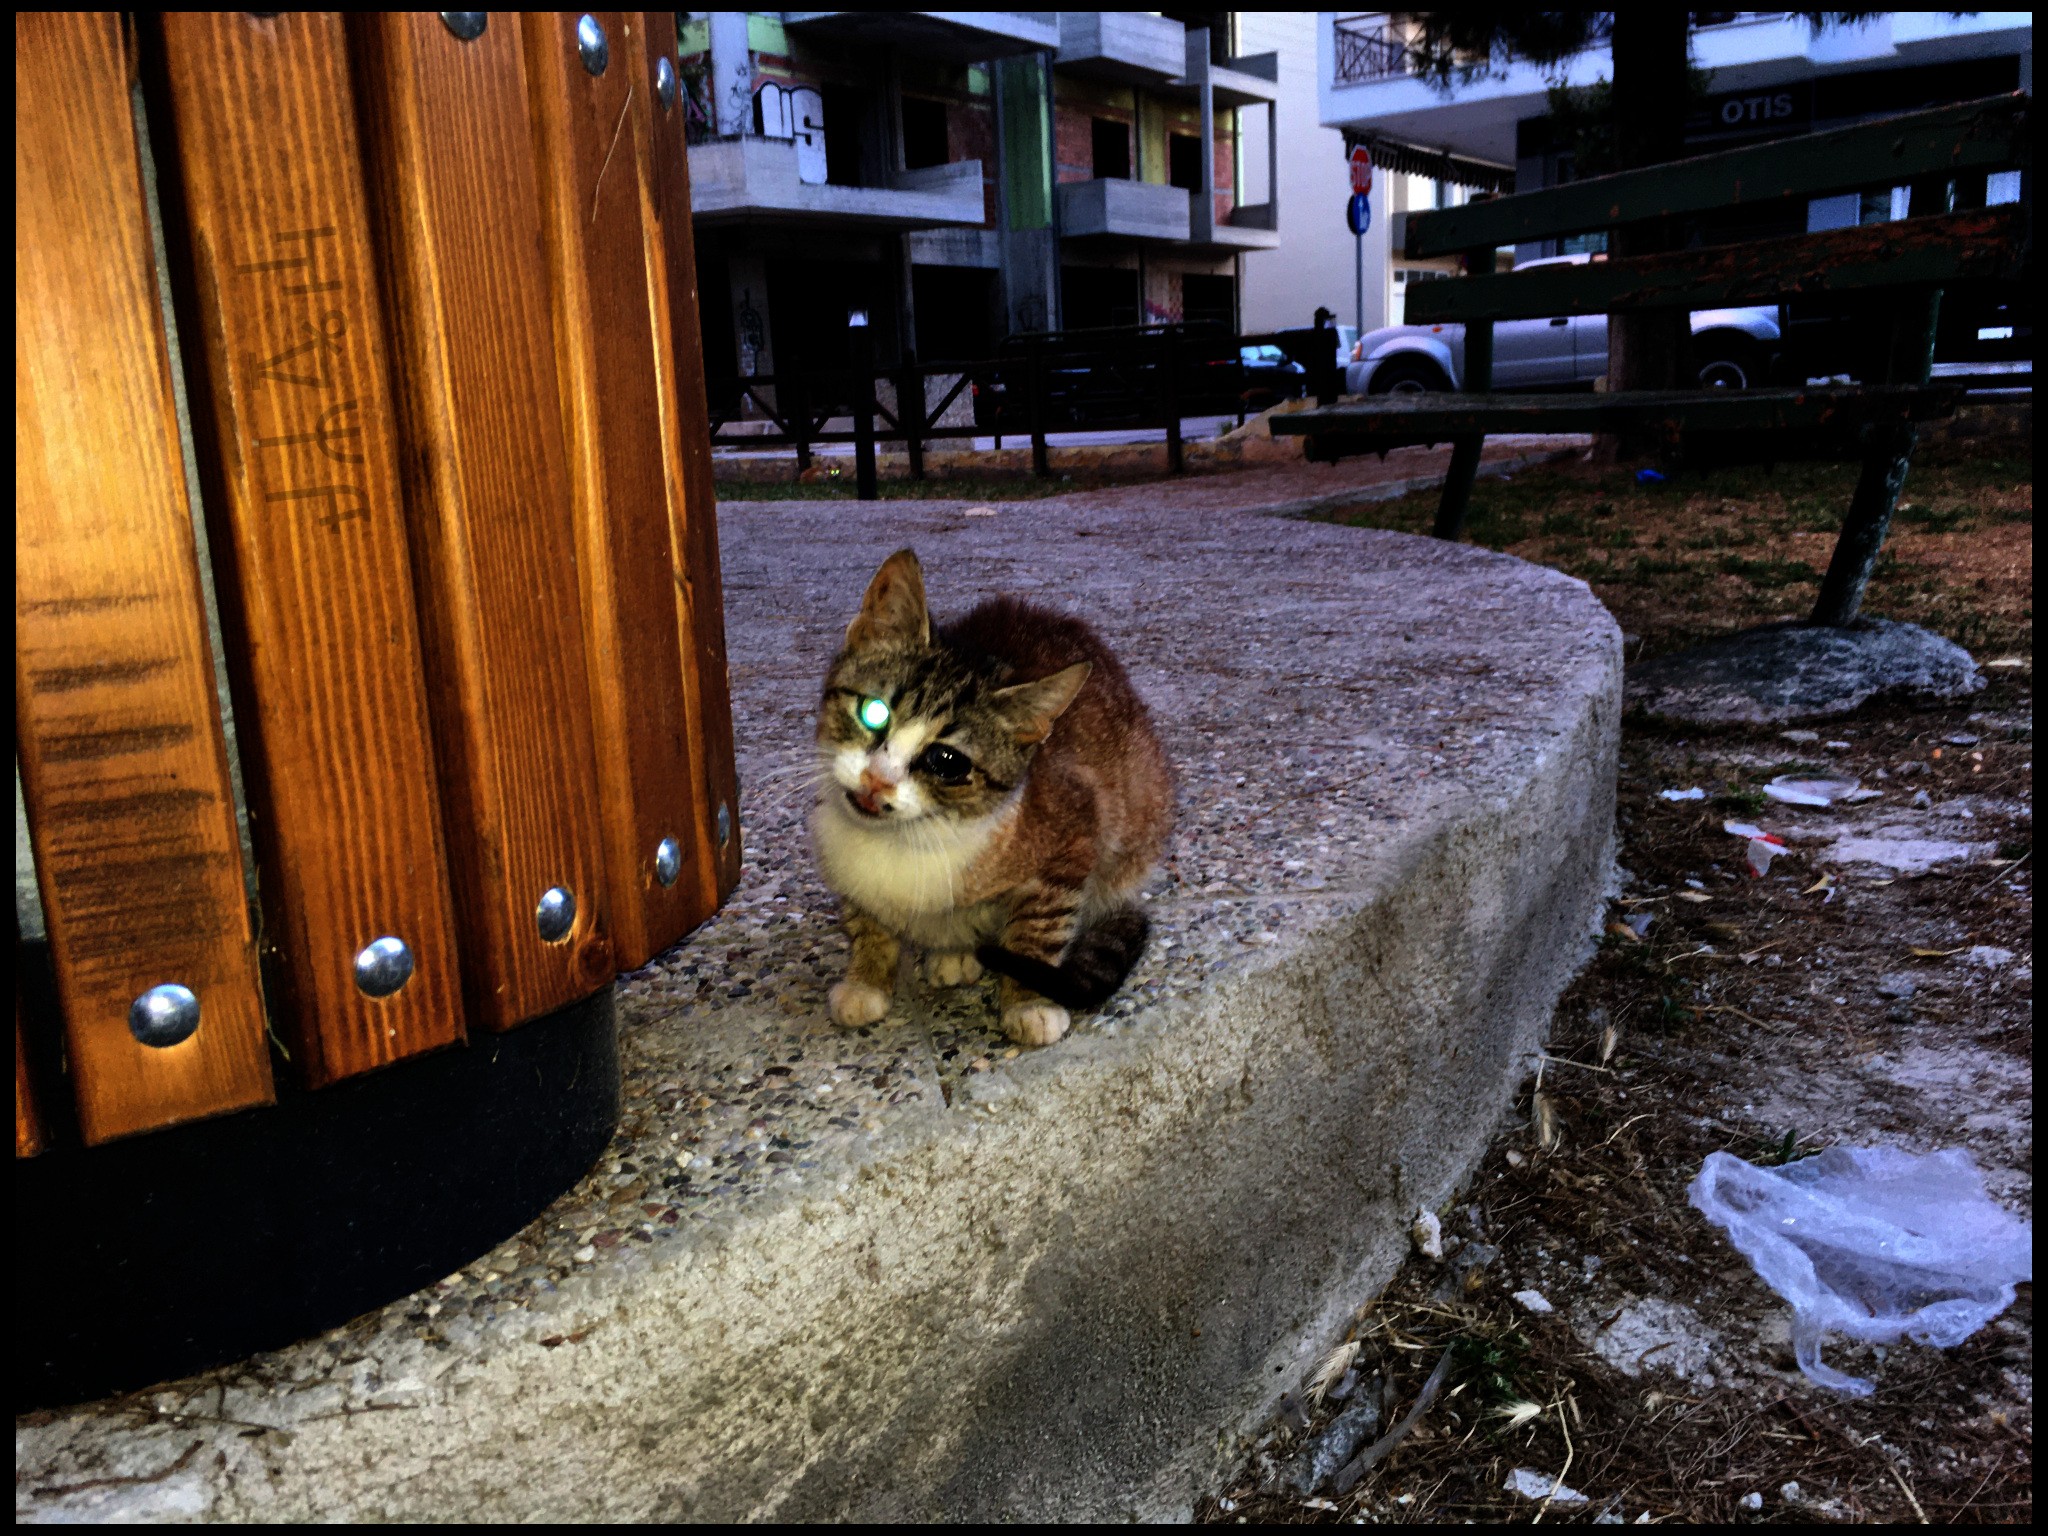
[976,905,1150,1012]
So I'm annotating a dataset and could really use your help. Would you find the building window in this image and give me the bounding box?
[1091,117,1131,181]
[822,82,867,187]
[1806,185,1910,233]
[1168,133,1202,193]
[902,96,950,171]
[1062,266,1141,331]
[1182,273,1235,331]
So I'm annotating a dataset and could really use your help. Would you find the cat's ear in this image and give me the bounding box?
[992,662,1091,745]
[846,548,930,651]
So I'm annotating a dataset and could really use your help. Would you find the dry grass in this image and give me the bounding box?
[1314,425,2033,664]
[1202,421,2032,1524]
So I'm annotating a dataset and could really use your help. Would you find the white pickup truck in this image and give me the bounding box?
[1345,253,1780,395]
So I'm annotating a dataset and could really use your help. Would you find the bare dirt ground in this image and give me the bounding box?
[1198,424,2032,1523]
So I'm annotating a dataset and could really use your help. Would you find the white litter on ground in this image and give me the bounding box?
[1689,1146,2033,1395]
[1504,1468,1588,1505]
[1822,832,1995,876]
[1764,773,1859,807]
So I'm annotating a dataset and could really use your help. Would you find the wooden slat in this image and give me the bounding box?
[1274,384,1964,457]
[635,10,745,917]
[349,12,616,1027]
[522,11,720,971]
[150,12,467,1085]
[17,982,48,1158]
[15,12,274,1143]
[1407,205,2030,323]
[1407,93,2030,257]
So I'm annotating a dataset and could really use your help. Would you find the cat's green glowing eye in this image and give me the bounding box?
[859,696,891,732]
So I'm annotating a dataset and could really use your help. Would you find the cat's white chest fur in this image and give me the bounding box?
[811,799,1007,948]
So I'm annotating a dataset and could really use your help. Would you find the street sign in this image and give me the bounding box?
[1347,191,1371,236]
[1349,143,1373,196]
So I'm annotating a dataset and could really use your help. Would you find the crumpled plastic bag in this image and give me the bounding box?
[1689,1146,2032,1395]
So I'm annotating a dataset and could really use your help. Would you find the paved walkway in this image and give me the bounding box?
[18,452,1620,1522]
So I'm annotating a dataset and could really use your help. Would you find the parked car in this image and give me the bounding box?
[1344,254,1779,395]
[1221,344,1308,411]
[972,329,1301,427]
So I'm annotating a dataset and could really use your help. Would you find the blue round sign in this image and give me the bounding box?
[1347,192,1371,236]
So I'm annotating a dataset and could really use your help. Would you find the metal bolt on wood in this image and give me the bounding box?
[353,937,415,998]
[536,885,577,943]
[716,802,732,848]
[655,56,677,111]
[129,984,201,1049]
[439,13,486,41]
[576,14,607,75]
[654,836,682,887]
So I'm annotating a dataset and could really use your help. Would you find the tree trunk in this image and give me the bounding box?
[1606,12,1693,410]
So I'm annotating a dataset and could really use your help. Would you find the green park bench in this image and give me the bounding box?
[1272,93,2031,626]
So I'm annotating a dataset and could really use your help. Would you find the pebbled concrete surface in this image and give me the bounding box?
[16,459,1620,1522]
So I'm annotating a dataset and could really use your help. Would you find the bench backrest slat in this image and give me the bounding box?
[350,12,619,1032]
[1406,93,2028,259]
[156,12,471,1088]
[1405,204,2030,323]
[17,14,276,1145]
[639,10,746,919]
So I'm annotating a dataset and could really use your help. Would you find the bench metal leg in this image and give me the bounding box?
[1811,421,1916,627]
[1433,436,1485,540]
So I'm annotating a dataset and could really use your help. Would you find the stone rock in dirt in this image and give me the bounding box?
[1582,1296,1719,1380]
[1412,1208,1444,1261]
[1433,1239,1501,1302]
[1282,1387,1383,1495]
[1626,619,1984,726]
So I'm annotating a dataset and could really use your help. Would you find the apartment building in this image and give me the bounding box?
[1317,11,2033,329]
[1234,11,1359,336]
[677,10,1279,405]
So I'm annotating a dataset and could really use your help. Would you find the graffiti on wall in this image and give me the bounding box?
[754,81,828,185]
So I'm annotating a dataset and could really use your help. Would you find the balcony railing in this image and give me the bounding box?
[1332,15,1417,86]
[1334,12,1786,87]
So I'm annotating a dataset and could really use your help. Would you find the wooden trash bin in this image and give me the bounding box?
[14,11,738,1406]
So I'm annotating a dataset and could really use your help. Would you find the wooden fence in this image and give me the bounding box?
[15,12,739,1153]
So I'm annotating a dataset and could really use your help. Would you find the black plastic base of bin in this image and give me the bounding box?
[14,985,619,1410]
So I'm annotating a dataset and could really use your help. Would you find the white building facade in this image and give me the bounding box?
[1234,12,1367,335]
[1313,12,2033,329]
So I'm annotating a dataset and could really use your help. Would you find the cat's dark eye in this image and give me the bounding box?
[916,743,971,784]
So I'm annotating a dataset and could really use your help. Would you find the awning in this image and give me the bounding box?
[1343,131,1516,194]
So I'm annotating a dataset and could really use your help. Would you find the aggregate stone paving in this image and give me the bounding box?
[376,451,1607,1327]
[25,441,1610,1421]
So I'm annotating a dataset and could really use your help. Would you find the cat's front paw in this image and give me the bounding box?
[829,979,892,1028]
[1000,1000,1070,1048]
[923,950,984,987]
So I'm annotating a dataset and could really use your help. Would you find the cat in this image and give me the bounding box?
[809,549,1173,1047]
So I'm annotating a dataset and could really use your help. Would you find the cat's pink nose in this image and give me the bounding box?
[857,768,895,810]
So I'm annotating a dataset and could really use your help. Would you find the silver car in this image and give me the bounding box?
[1345,254,1780,395]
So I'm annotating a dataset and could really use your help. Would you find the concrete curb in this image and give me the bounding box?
[17,489,1621,1522]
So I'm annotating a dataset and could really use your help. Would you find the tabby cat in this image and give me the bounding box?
[810,549,1173,1047]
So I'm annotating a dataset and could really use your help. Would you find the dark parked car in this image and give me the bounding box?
[973,328,1302,428]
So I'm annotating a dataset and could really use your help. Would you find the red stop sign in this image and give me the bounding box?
[1349,144,1373,196]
